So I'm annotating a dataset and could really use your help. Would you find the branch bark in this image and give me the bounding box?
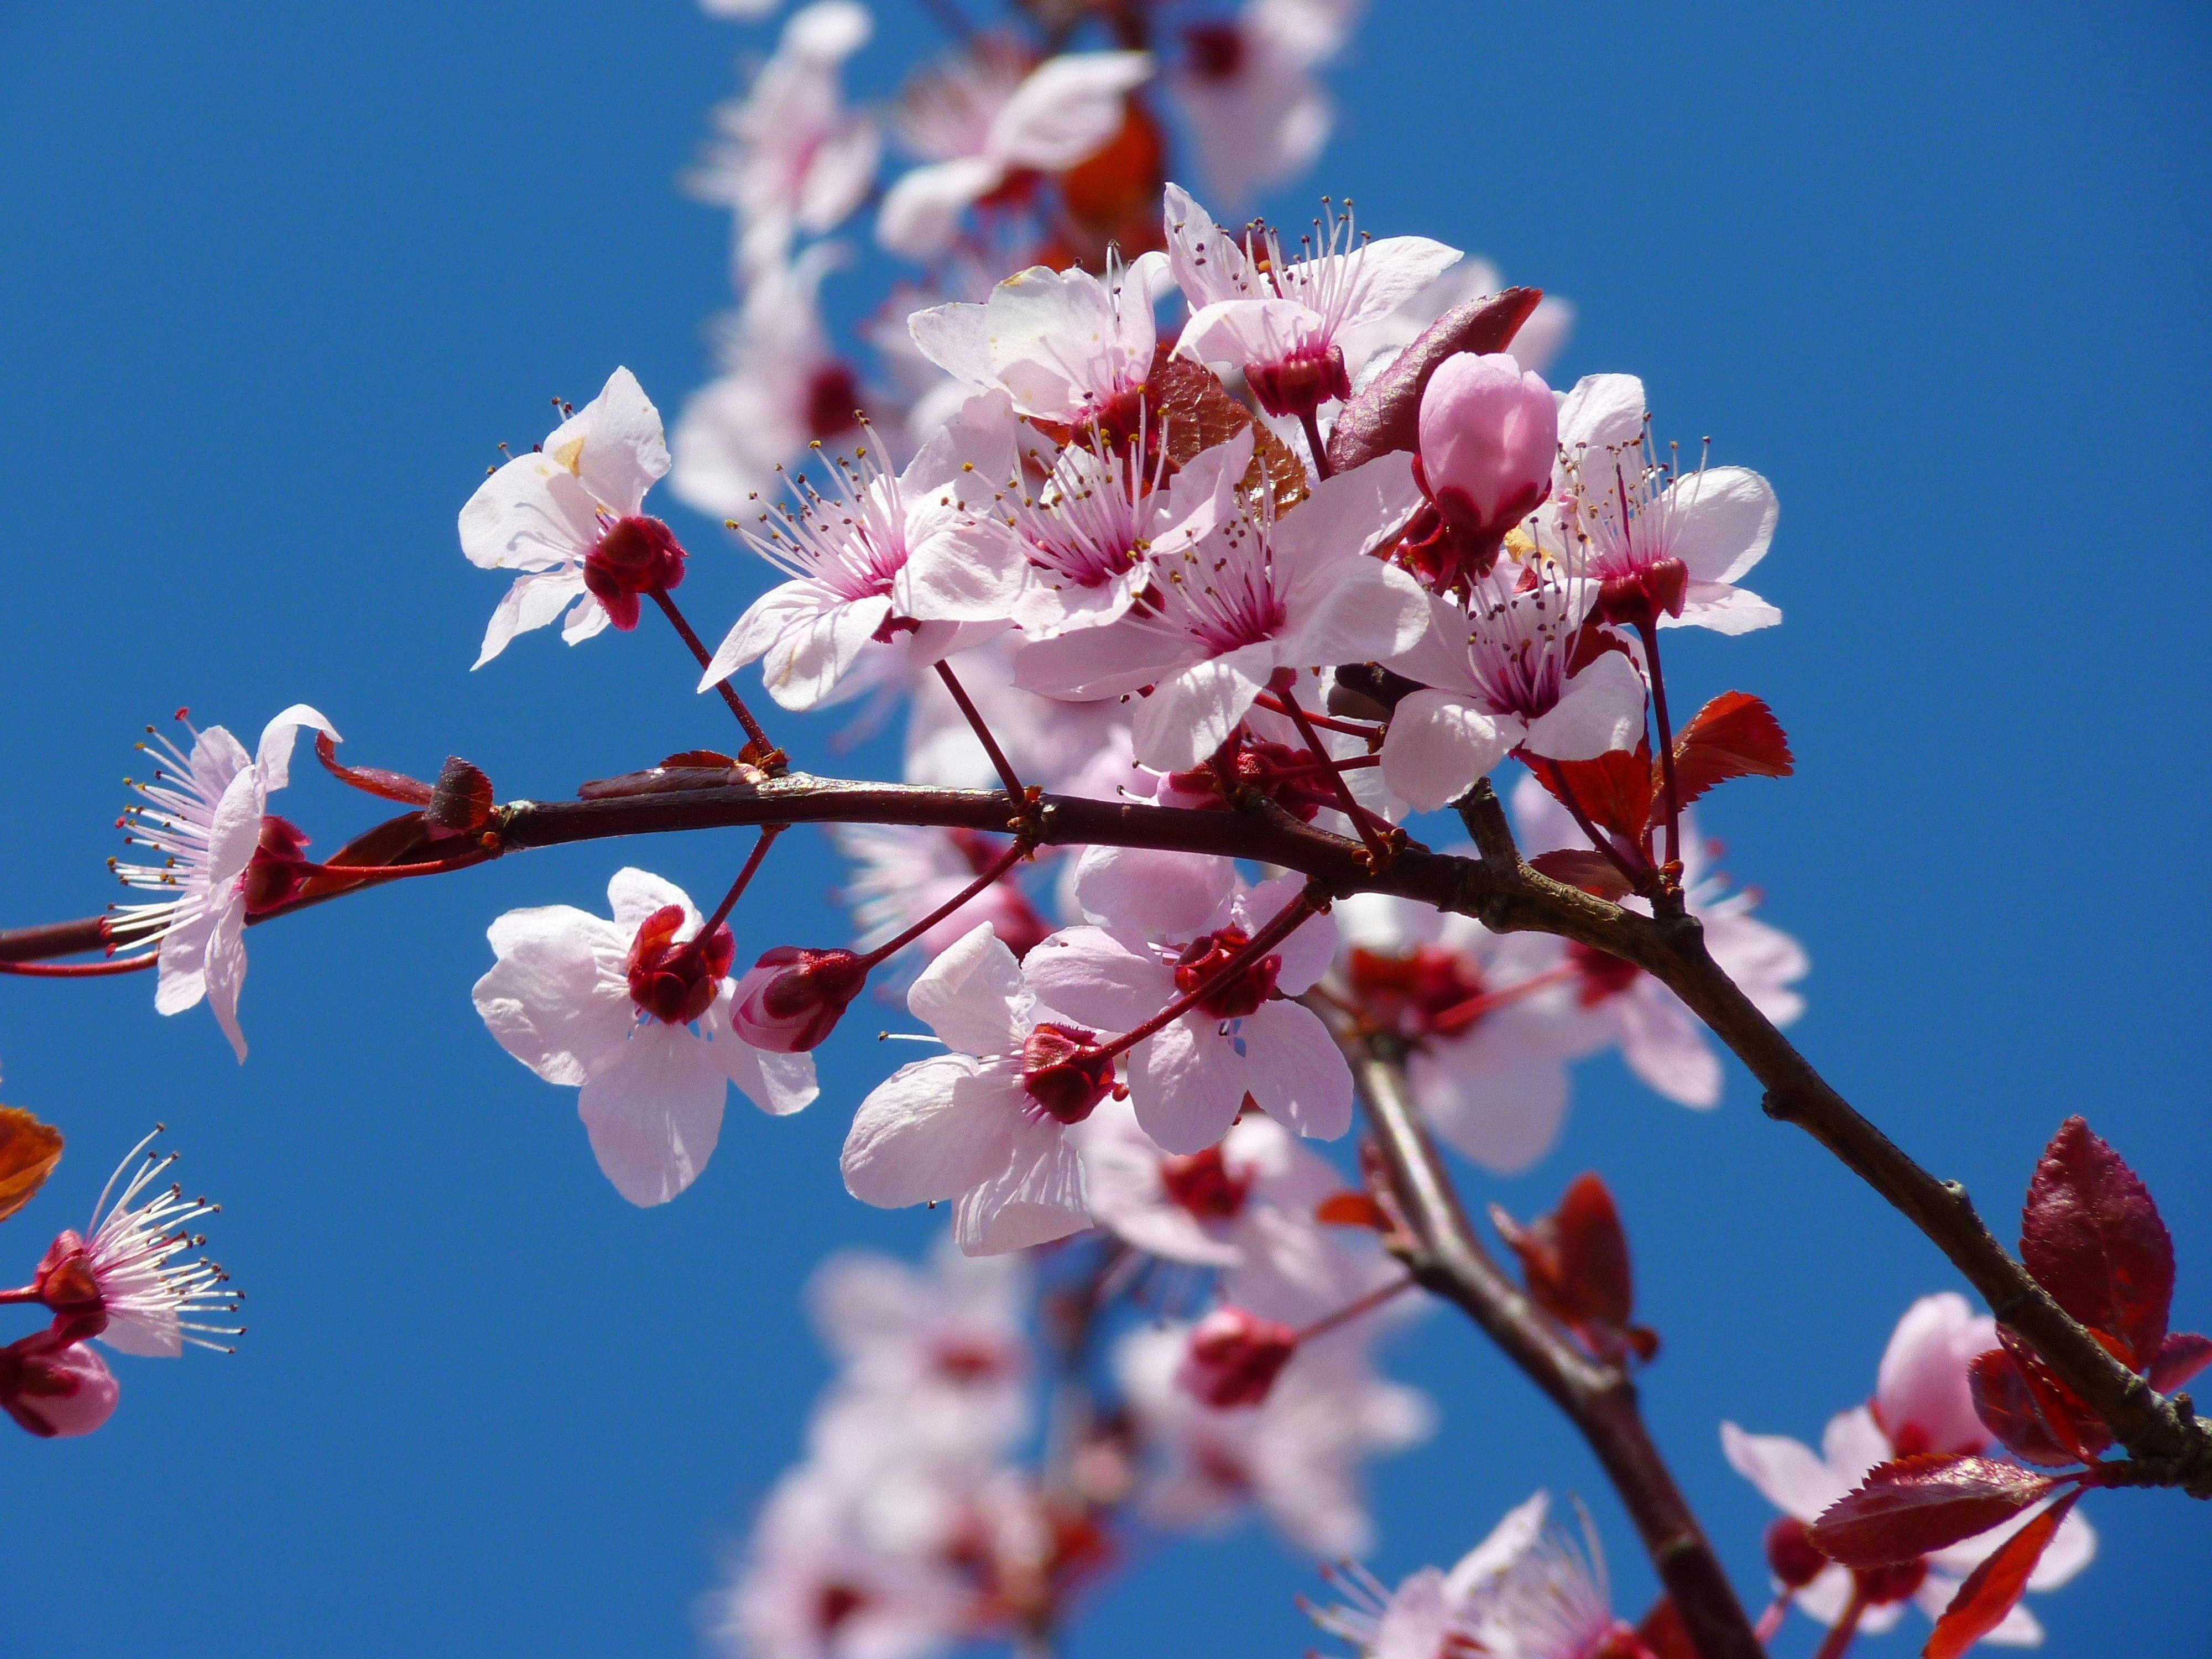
[1352,1041,1765,1659]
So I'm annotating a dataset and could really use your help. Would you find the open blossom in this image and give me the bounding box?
[1381,567,1648,813]
[701,393,1027,711]
[109,703,337,1061]
[1539,373,1780,634]
[1025,851,1347,1154]
[1168,0,1358,211]
[908,253,1168,427]
[878,44,1152,258]
[1332,891,1590,1175]
[1724,1295,2095,1645]
[32,1129,241,1357]
[472,868,816,1206]
[1512,775,1806,1108]
[690,0,879,278]
[460,367,677,667]
[1014,447,1428,772]
[1338,256,1575,385]
[1165,184,1460,417]
[842,924,1103,1255]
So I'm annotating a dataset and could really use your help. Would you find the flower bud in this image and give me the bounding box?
[1412,352,1555,587]
[582,515,687,631]
[625,905,736,1026]
[1764,1517,1828,1591]
[241,816,315,915]
[1177,1306,1297,1407]
[731,947,868,1052]
[1021,1024,1115,1125]
[0,1330,120,1438]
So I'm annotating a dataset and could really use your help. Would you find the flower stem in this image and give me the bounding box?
[1299,409,1334,480]
[649,588,783,770]
[1093,885,1321,1062]
[697,827,782,940]
[0,954,156,978]
[933,659,1026,802]
[857,837,1032,969]
[1251,692,1379,740]
[1293,1274,1415,1343]
[1272,678,1394,871]
[1809,1588,1867,1659]
[1635,618,1683,876]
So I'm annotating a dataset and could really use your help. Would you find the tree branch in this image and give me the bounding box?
[1351,1041,1765,1659]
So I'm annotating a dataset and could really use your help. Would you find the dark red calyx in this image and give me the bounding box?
[624,905,735,1026]
[931,1339,1010,1384]
[1595,557,1688,629]
[1854,1558,1929,1606]
[1172,928,1281,1020]
[1183,22,1244,80]
[30,1231,103,1329]
[1021,1024,1115,1124]
[1765,1517,1828,1590]
[804,364,864,444]
[1178,1306,1297,1407]
[732,946,868,1052]
[1157,1146,1253,1220]
[583,515,687,630]
[1345,945,1488,1039]
[1247,345,1350,421]
[241,815,315,915]
[1399,454,1551,599]
[814,1582,868,1634]
[1166,732,1338,821]
[1568,940,1641,1006]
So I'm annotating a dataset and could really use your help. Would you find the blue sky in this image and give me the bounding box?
[0,2,2206,1655]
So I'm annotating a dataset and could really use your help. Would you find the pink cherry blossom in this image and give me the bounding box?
[460,367,675,667]
[1512,774,1807,1108]
[1168,0,1358,211]
[1013,448,1428,772]
[1165,184,1460,418]
[689,0,879,279]
[841,923,1100,1255]
[701,392,1028,711]
[472,868,816,1206]
[1025,854,1348,1154]
[907,253,1168,426]
[1338,257,1575,385]
[109,703,338,1061]
[878,45,1152,258]
[1873,1290,2001,1457]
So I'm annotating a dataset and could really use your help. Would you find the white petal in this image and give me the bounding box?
[988,51,1152,170]
[607,868,700,937]
[1127,1019,1247,1155]
[575,1022,728,1206]
[1022,927,1174,1031]
[841,1057,1011,1208]
[1380,690,1516,812]
[1130,641,1276,771]
[203,900,249,1063]
[1070,845,1236,933]
[1521,650,1647,762]
[1407,1036,1569,1175]
[878,158,1005,259]
[1665,580,1781,635]
[472,907,632,1086]
[1663,465,1776,585]
[1719,1423,1848,1523]
[908,923,1031,1058]
[1236,1002,1352,1140]
[954,1119,1091,1255]
[476,570,589,667]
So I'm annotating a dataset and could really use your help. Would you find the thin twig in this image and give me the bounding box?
[648,589,781,766]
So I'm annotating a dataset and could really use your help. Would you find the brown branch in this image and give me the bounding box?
[1350,1041,1765,1659]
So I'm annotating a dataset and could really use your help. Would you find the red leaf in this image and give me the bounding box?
[660,750,739,769]
[2147,1331,2212,1394]
[1999,1328,2111,1464]
[1326,289,1545,473]
[1530,744,1657,847]
[2020,1117,2174,1370]
[1922,1488,2080,1659]
[1314,1192,1390,1231]
[426,757,497,837]
[1490,1175,1650,1363]
[1634,1597,1700,1659]
[1967,1349,2083,1469]
[1808,1455,2059,1569]
[1528,849,1636,900]
[1142,347,1310,517]
[0,1107,62,1223]
[293,810,436,902]
[314,729,433,805]
[1661,692,1793,820]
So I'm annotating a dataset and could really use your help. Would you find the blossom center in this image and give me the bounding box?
[1345,946,1489,1039]
[1183,23,1245,81]
[625,905,735,1026]
[1021,1022,1115,1124]
[1568,941,1640,1008]
[1157,1146,1252,1220]
[1172,928,1281,1019]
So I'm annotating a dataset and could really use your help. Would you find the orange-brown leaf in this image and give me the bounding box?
[0,1107,63,1222]
[1144,347,1310,516]
[1314,1191,1391,1231]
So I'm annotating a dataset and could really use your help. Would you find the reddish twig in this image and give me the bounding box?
[649,589,782,768]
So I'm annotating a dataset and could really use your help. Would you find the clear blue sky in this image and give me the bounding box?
[1,3,2206,1655]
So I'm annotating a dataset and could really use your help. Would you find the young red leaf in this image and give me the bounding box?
[1659,691,1794,820]
[1490,1175,1655,1363]
[2147,1331,2212,1394]
[293,810,437,903]
[1530,745,1657,847]
[2020,1117,2174,1369]
[1808,1455,2059,1569]
[1529,849,1637,900]
[314,729,434,806]
[1967,1349,2081,1469]
[1142,346,1310,517]
[1324,288,1545,474]
[659,749,739,769]
[425,757,497,837]
[1314,1192,1391,1232]
[1997,1328,2111,1464]
[1922,1489,2081,1659]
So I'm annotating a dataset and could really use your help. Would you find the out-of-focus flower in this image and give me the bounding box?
[1874,1290,2000,1456]
[472,868,815,1206]
[1168,0,1360,211]
[834,825,1050,968]
[109,703,338,1061]
[460,367,675,667]
[909,255,1168,428]
[692,0,879,278]
[902,637,1133,796]
[878,44,1152,259]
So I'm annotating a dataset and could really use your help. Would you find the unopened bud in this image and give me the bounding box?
[582,515,687,630]
[0,1330,120,1438]
[1764,1517,1827,1590]
[1412,352,1554,588]
[1177,1306,1297,1407]
[625,906,735,1026]
[731,946,867,1052]
[241,816,315,915]
[1021,1024,1115,1124]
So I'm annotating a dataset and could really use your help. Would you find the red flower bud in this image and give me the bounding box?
[582,515,687,630]
[1764,1517,1828,1590]
[1177,1306,1298,1407]
[241,816,315,915]
[625,905,736,1026]
[731,947,868,1052]
[1403,352,1555,593]
[0,1328,119,1438]
[1853,1558,1929,1607]
[1020,1024,1115,1125]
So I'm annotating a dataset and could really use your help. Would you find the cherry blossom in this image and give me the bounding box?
[472,868,816,1206]
[1338,256,1575,385]
[1512,775,1806,1108]
[1723,1296,2096,1645]
[108,703,337,1061]
[31,1129,240,1358]
[1168,0,1358,211]
[878,45,1152,258]
[690,0,879,278]
[1013,449,1428,772]
[701,393,1028,711]
[1164,184,1460,418]
[459,367,674,668]
[842,923,1102,1255]
[1540,373,1781,634]
[907,253,1169,427]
